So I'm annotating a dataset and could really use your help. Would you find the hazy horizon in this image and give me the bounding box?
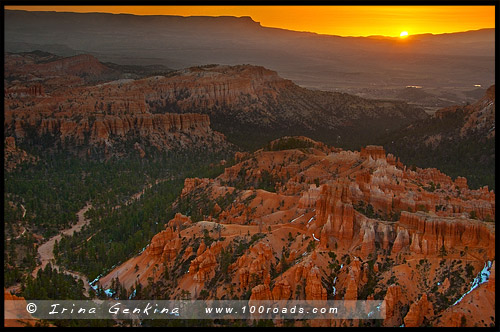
[4,6,495,37]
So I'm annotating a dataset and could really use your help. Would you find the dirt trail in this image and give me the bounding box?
[6,226,26,241]
[30,179,167,297]
[6,204,27,241]
[113,178,170,210]
[31,203,93,296]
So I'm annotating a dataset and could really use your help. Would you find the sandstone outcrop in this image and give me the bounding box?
[239,268,250,289]
[4,136,37,171]
[344,258,362,302]
[315,183,355,248]
[5,52,430,160]
[433,86,494,138]
[249,283,273,301]
[404,294,434,327]
[230,242,274,289]
[446,312,466,327]
[305,266,327,301]
[7,112,218,150]
[344,275,358,302]
[360,145,386,160]
[4,84,44,97]
[167,213,193,230]
[383,285,402,321]
[181,178,211,197]
[272,278,292,300]
[5,52,114,90]
[392,228,410,254]
[4,289,39,327]
[95,135,495,327]
[146,227,178,257]
[397,211,495,256]
[360,223,376,259]
[33,54,113,77]
[189,241,223,284]
[460,85,495,138]
[5,53,236,157]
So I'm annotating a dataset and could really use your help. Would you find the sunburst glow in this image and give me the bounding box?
[400,31,409,38]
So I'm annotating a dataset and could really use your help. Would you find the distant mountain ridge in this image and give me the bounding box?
[5,9,494,107]
[5,51,172,89]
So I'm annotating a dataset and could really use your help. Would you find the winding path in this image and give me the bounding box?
[6,204,27,241]
[31,203,93,296]
[30,179,168,297]
[21,203,26,219]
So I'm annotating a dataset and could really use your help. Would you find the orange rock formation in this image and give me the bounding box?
[95,137,494,327]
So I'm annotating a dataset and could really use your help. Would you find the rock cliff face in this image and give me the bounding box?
[4,136,37,171]
[383,285,402,323]
[5,109,228,157]
[5,53,235,157]
[384,85,495,190]
[34,54,113,77]
[144,65,293,111]
[360,145,386,160]
[271,278,292,300]
[5,52,117,91]
[305,266,327,301]
[4,84,44,97]
[5,52,428,155]
[404,294,434,327]
[4,289,39,327]
[487,261,495,292]
[315,183,355,248]
[146,226,182,262]
[8,111,215,145]
[461,87,495,139]
[250,284,273,301]
[230,242,274,289]
[189,242,221,284]
[96,136,494,327]
[397,211,495,256]
[434,85,496,138]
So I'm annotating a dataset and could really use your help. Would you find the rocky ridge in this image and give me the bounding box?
[382,85,495,190]
[97,137,494,327]
[4,289,40,327]
[434,85,495,138]
[5,52,232,159]
[5,52,428,155]
[4,136,37,171]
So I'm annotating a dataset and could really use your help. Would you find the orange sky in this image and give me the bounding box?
[5,5,495,37]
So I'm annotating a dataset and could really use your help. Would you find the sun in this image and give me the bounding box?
[400,31,409,38]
